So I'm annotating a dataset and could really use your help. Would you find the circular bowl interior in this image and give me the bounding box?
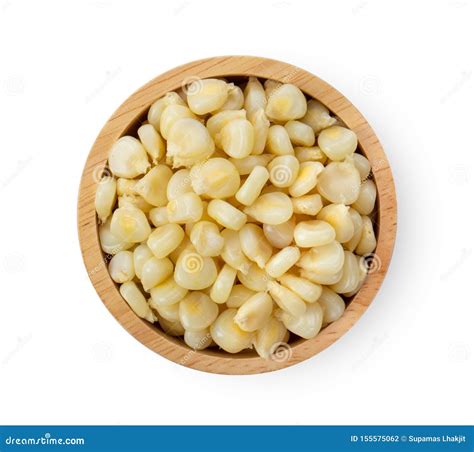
[78,56,397,375]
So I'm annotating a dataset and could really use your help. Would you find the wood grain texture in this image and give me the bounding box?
[77,56,397,375]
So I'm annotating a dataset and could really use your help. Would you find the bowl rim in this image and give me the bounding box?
[77,55,397,375]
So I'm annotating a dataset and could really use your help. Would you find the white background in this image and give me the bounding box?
[0,0,473,425]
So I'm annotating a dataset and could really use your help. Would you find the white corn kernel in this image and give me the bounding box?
[294,220,336,248]
[300,99,336,134]
[147,223,185,258]
[238,263,272,292]
[214,84,244,112]
[150,276,188,307]
[318,126,357,161]
[300,268,343,285]
[134,165,172,207]
[157,316,184,336]
[156,302,180,322]
[160,104,196,139]
[190,158,240,199]
[207,109,246,143]
[184,328,213,350]
[190,221,224,257]
[294,146,327,164]
[133,243,154,279]
[221,229,252,273]
[265,246,300,278]
[235,166,269,206]
[249,108,270,155]
[187,78,229,115]
[291,194,323,216]
[116,178,136,196]
[285,120,315,147]
[207,199,247,230]
[342,256,368,297]
[148,92,185,130]
[226,284,256,308]
[317,161,361,205]
[244,77,267,115]
[267,155,300,188]
[329,251,360,294]
[118,194,153,213]
[148,207,168,227]
[267,281,306,317]
[234,292,273,332]
[167,118,215,168]
[344,208,363,252]
[95,177,117,223]
[253,317,287,359]
[265,125,294,155]
[355,216,377,255]
[265,83,307,121]
[244,192,293,225]
[179,291,219,331]
[119,281,155,322]
[353,153,371,181]
[167,192,203,224]
[279,274,322,303]
[230,154,274,175]
[352,179,376,215]
[210,309,254,353]
[108,250,135,283]
[99,219,133,255]
[297,240,345,275]
[166,169,194,201]
[174,247,217,290]
[137,123,165,163]
[239,224,273,269]
[263,217,295,249]
[278,301,323,339]
[210,264,237,304]
[220,118,254,159]
[289,161,324,197]
[140,256,173,291]
[317,203,354,243]
[108,136,150,178]
[317,287,345,324]
[110,205,151,243]
[264,79,282,97]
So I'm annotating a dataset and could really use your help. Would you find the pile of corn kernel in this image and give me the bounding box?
[95,77,377,359]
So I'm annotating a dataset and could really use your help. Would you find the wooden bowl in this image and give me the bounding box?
[78,56,397,375]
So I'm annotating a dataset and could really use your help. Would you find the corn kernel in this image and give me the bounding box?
[294,220,336,248]
[265,83,307,121]
[353,153,371,181]
[279,274,322,303]
[110,205,151,243]
[289,161,324,197]
[207,199,247,230]
[108,250,135,283]
[210,264,237,304]
[214,84,244,112]
[137,123,165,163]
[226,284,256,308]
[285,120,315,147]
[262,217,295,249]
[116,178,136,196]
[160,104,197,139]
[174,247,217,290]
[190,221,224,257]
[108,136,150,178]
[300,99,336,134]
[297,240,345,275]
[148,92,185,130]
[140,256,174,291]
[220,118,255,159]
[317,287,345,324]
[118,194,153,213]
[263,79,282,97]
[355,216,377,255]
[317,203,354,243]
[266,125,294,155]
[190,158,240,199]
[267,155,300,188]
[278,301,323,339]
[244,192,293,225]
[253,316,288,359]
[187,78,229,115]
[344,208,363,252]
[229,154,274,175]
[317,161,361,205]
[99,218,133,255]
[119,281,155,322]
[134,165,172,207]
[133,243,154,280]
[329,251,359,294]
[238,263,272,292]
[156,301,180,322]
[249,108,270,155]
[265,246,300,278]
[294,146,327,164]
[352,179,376,215]
[150,276,188,307]
[184,328,213,350]
[221,229,252,273]
[207,109,246,143]
[157,316,184,336]
[244,77,267,115]
[300,267,343,285]
[147,223,185,258]
[234,292,273,332]
[318,126,357,161]
[167,192,203,224]
[239,224,273,269]
[179,291,219,331]
[148,206,168,227]
[210,309,254,353]
[95,177,117,223]
[235,166,269,206]
[267,280,306,317]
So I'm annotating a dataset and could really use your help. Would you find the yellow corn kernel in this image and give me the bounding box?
[95,177,117,223]
[235,166,269,206]
[116,178,136,196]
[110,205,151,243]
[355,216,377,255]
[226,284,256,308]
[160,104,197,140]
[207,199,247,230]
[265,83,307,121]
[244,77,267,116]
[190,221,224,257]
[220,118,255,159]
[234,292,273,332]
[265,125,294,155]
[150,276,188,307]
[140,256,174,291]
[352,179,376,215]
[300,99,336,134]
[263,217,295,249]
[317,161,361,205]
[108,136,150,178]
[174,247,218,290]
[285,120,315,147]
[190,158,240,199]
[294,146,327,164]
[147,223,185,258]
[119,281,155,323]
[167,192,203,224]
[210,309,254,353]
[239,224,273,269]
[289,161,324,197]
[291,194,323,216]
[229,154,274,175]
[353,153,371,181]
[253,317,287,359]
[207,109,246,143]
[267,155,300,188]
[318,125,357,161]
[148,92,185,130]
[249,108,270,155]
[297,240,345,275]
[167,118,215,168]
[344,208,363,252]
[133,243,154,280]
[317,203,354,243]
[278,301,323,339]
[184,328,213,350]
[137,123,165,163]
[221,229,252,273]
[99,218,133,255]
[214,84,244,112]
[179,291,219,331]
[267,281,306,317]
[244,192,293,225]
[210,264,237,304]
[265,246,301,278]
[237,263,272,292]
[148,206,168,227]
[294,220,336,248]
[134,165,172,207]
[317,287,345,325]
[108,250,135,283]
[279,274,322,303]
[329,251,359,294]
[187,78,229,115]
